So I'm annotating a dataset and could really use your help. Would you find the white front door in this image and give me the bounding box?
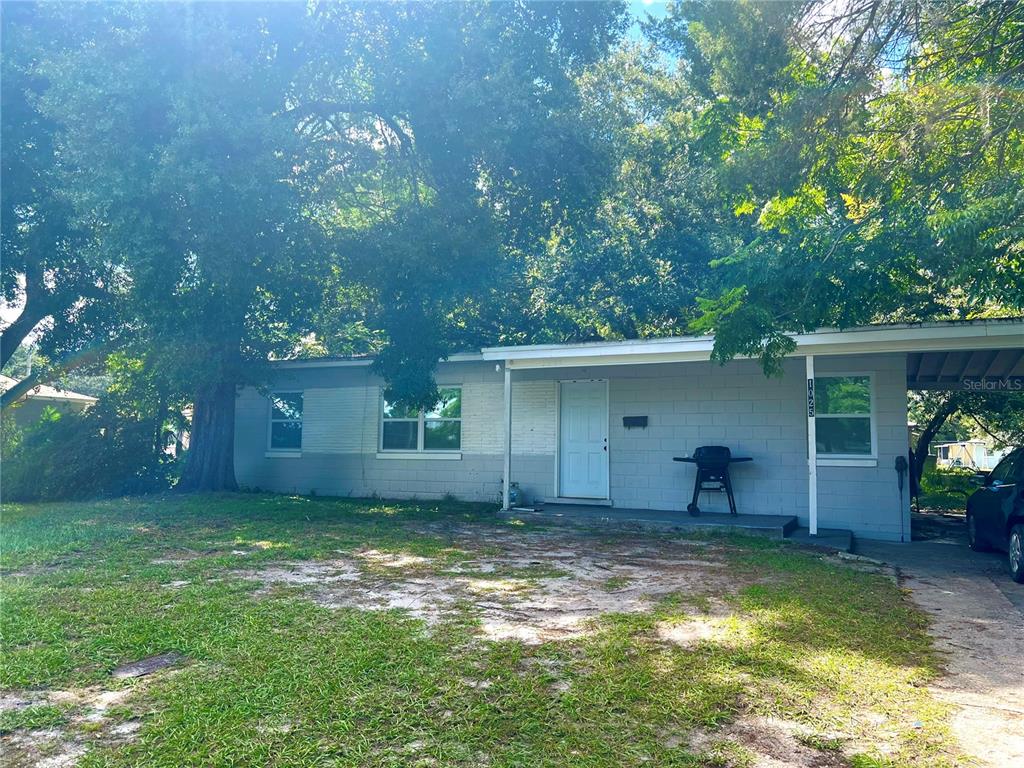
[559,380,608,498]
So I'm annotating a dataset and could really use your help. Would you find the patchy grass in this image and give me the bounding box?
[601,575,633,591]
[0,703,68,733]
[0,493,962,767]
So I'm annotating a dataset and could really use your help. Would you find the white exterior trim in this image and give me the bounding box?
[263,321,1021,375]
[502,363,511,510]
[378,386,463,454]
[267,390,303,454]
[806,356,817,537]
[813,372,878,460]
[817,458,878,467]
[273,352,483,369]
[481,320,1024,370]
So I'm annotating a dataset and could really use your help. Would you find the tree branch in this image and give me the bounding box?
[290,100,413,153]
[0,346,105,411]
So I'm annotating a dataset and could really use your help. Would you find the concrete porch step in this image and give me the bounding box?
[498,506,799,540]
[784,526,854,552]
[498,505,854,552]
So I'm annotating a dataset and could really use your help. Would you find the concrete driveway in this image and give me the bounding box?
[857,516,1024,768]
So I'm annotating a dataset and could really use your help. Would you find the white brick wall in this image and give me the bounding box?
[606,360,808,515]
[235,353,912,541]
[512,381,556,456]
[242,378,554,459]
[457,380,555,456]
[460,381,503,454]
[303,387,379,453]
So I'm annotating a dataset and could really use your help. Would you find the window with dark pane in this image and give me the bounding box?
[382,420,418,450]
[269,392,302,450]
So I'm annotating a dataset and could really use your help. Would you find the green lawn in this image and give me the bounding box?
[1,494,962,767]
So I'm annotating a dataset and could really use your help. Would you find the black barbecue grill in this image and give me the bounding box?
[673,446,752,516]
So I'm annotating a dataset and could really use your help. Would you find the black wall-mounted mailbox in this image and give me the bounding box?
[622,416,648,429]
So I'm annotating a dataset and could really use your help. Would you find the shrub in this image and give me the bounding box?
[1,404,178,502]
[917,460,977,510]
[920,464,976,497]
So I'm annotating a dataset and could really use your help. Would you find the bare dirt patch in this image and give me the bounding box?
[0,658,190,767]
[687,715,850,767]
[235,527,749,644]
[654,598,746,649]
[112,652,188,680]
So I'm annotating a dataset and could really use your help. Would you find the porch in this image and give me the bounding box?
[482,319,1024,543]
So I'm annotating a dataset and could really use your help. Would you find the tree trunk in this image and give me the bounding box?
[1,347,103,411]
[152,393,168,460]
[912,394,961,486]
[178,380,238,492]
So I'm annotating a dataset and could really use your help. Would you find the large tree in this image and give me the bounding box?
[37,2,324,490]
[646,0,1024,366]
[0,2,115,378]
[300,1,628,403]
[21,1,627,490]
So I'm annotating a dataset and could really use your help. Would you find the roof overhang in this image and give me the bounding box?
[481,319,1024,370]
[273,351,484,369]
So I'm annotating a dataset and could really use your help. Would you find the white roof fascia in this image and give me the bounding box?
[274,352,484,370]
[28,392,98,403]
[481,321,1024,370]
[274,358,374,369]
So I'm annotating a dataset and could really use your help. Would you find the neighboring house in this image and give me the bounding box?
[0,374,97,429]
[162,406,192,458]
[236,319,1024,542]
[934,440,1008,471]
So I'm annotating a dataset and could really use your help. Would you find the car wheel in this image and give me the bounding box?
[967,512,990,552]
[1009,524,1024,584]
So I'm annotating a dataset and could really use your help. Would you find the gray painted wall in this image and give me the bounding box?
[234,352,911,541]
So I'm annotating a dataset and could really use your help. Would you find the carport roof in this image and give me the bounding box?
[908,347,1024,389]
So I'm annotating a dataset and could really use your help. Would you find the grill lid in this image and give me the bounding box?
[693,445,732,466]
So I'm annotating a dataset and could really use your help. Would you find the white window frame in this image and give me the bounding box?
[266,391,303,455]
[813,373,877,461]
[379,386,462,455]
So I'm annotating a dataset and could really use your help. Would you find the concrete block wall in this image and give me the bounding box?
[234,360,554,504]
[235,353,911,540]
[815,353,911,541]
[608,360,809,517]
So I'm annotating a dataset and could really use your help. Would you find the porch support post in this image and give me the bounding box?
[502,361,512,511]
[806,355,818,536]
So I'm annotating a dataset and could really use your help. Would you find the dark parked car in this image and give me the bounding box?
[966,446,1024,583]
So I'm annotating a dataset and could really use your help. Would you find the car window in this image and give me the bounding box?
[989,452,1020,485]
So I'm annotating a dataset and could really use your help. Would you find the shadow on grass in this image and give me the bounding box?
[0,494,959,767]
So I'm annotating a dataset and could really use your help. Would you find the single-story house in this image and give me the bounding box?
[0,374,97,428]
[235,319,1024,542]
